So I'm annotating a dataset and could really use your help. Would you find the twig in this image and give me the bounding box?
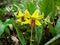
[44,34,60,45]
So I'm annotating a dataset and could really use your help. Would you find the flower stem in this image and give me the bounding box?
[30,27,33,45]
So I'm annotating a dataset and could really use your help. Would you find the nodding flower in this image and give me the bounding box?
[24,9,44,26]
[15,10,28,24]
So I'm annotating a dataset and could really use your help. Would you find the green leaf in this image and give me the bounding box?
[4,27,10,36]
[23,2,37,14]
[4,19,13,26]
[12,20,26,45]
[35,26,43,45]
[44,34,60,45]
[40,0,55,18]
[0,8,5,20]
[4,19,13,36]
[55,17,60,34]
[15,27,26,45]
[0,20,5,36]
[12,4,19,11]
[55,0,60,6]
[48,23,56,36]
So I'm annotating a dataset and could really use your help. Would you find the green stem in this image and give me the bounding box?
[30,27,33,45]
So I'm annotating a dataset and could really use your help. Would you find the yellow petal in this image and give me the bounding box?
[24,10,31,18]
[26,19,31,24]
[32,9,39,18]
[17,18,21,22]
[31,0,34,3]
[22,19,31,24]
[44,21,47,24]
[16,10,23,18]
[38,13,44,19]
[35,20,41,26]
[44,16,50,23]
[56,6,60,10]
[18,10,23,16]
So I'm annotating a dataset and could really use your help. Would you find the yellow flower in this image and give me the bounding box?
[16,10,23,18]
[31,0,34,3]
[56,6,60,10]
[38,13,44,20]
[16,10,28,24]
[24,9,44,26]
[44,16,51,24]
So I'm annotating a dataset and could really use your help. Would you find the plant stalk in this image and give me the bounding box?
[30,27,33,45]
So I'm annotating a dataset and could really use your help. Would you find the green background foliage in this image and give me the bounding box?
[0,0,60,45]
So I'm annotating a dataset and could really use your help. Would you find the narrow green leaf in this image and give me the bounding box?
[35,26,43,45]
[11,20,26,45]
[40,0,55,18]
[15,27,26,45]
[23,2,37,14]
[55,0,60,6]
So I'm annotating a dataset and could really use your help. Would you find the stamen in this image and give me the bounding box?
[31,19,35,27]
[21,16,25,22]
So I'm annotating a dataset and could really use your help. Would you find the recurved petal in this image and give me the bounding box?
[35,20,41,26]
[22,19,31,24]
[38,13,44,19]
[56,6,60,10]
[16,18,21,22]
[32,9,39,18]
[16,10,23,18]
[24,10,31,18]
[44,16,50,23]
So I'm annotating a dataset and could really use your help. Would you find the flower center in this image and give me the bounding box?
[31,19,35,27]
[21,16,25,22]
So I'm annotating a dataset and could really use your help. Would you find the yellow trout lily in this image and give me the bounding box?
[56,6,60,10]
[44,16,51,24]
[24,9,44,26]
[16,10,28,24]
[31,0,34,3]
